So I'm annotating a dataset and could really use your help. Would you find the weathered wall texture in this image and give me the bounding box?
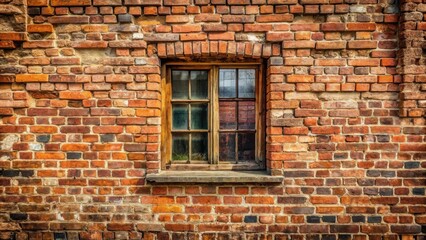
[0,0,425,239]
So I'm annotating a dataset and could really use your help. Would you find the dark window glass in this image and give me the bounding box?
[172,71,189,99]
[191,104,208,130]
[172,104,188,130]
[219,69,236,98]
[191,71,208,99]
[172,134,189,161]
[219,133,236,161]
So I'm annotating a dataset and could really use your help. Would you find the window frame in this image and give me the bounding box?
[161,62,265,171]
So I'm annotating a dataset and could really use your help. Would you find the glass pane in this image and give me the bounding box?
[219,133,236,162]
[192,133,208,161]
[238,133,255,162]
[172,134,189,161]
[238,101,255,129]
[219,101,237,129]
[191,71,208,99]
[172,104,188,130]
[219,69,236,98]
[172,70,189,99]
[238,69,256,98]
[191,104,208,130]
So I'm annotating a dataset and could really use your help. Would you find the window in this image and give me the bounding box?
[161,63,265,171]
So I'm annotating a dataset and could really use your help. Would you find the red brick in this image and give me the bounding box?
[181,33,207,41]
[27,0,49,6]
[0,41,15,49]
[0,126,26,133]
[347,76,377,83]
[283,41,316,49]
[165,224,194,232]
[193,196,221,204]
[244,24,273,32]
[166,15,189,23]
[194,14,221,22]
[0,33,27,41]
[107,223,134,231]
[172,25,202,33]
[316,41,346,49]
[51,0,91,5]
[93,126,124,134]
[48,16,90,24]
[27,24,54,33]
[287,75,314,83]
[246,196,274,204]
[164,0,190,5]
[222,15,255,23]
[290,23,320,31]
[16,74,48,83]
[256,14,293,22]
[23,41,54,49]
[152,205,183,213]
[348,59,380,66]
[51,57,81,65]
[30,126,57,133]
[321,23,345,31]
[266,32,294,42]
[348,40,377,49]
[59,91,92,100]
[208,32,234,41]
[311,126,340,134]
[346,23,376,31]
[35,152,65,160]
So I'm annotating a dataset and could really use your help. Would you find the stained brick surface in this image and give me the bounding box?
[0,0,425,238]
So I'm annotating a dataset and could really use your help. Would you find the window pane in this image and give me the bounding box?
[238,133,255,161]
[238,101,255,129]
[238,69,255,98]
[191,104,208,130]
[219,69,236,98]
[172,70,189,99]
[219,133,236,162]
[191,71,208,99]
[219,101,237,129]
[172,104,188,130]
[172,134,189,161]
[192,133,208,161]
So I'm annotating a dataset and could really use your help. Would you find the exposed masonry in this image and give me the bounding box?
[0,0,425,239]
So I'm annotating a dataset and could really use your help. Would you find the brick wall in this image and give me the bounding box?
[0,0,425,238]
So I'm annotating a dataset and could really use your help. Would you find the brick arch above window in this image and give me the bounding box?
[152,41,282,59]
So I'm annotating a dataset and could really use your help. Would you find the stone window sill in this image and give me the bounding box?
[146,171,283,184]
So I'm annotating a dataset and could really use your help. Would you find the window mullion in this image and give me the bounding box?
[211,66,219,165]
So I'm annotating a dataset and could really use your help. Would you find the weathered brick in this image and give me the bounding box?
[59,91,92,100]
[16,74,49,83]
[223,15,255,23]
[321,23,345,31]
[316,41,346,49]
[266,32,294,41]
[0,33,27,41]
[348,40,377,49]
[27,0,49,6]
[166,15,190,23]
[51,0,91,6]
[48,16,90,24]
[256,14,293,22]
[346,23,376,31]
[283,41,316,49]
[27,24,54,33]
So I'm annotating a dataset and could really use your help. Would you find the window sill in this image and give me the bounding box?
[146,171,283,184]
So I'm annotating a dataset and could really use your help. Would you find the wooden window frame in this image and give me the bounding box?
[161,62,265,171]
